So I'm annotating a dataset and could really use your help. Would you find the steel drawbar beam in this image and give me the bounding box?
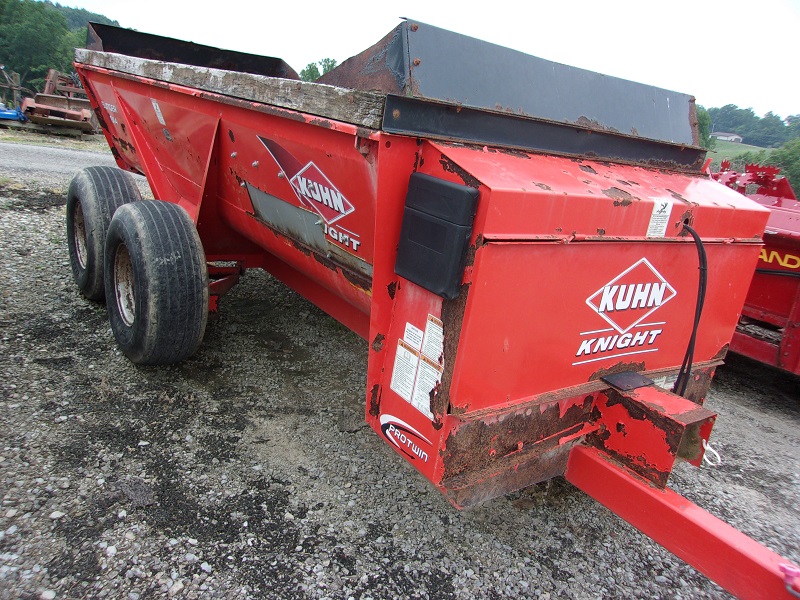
[565,445,800,600]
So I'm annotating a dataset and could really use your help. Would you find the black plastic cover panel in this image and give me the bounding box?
[395,173,479,300]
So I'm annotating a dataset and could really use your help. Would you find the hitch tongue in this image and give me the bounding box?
[589,378,716,487]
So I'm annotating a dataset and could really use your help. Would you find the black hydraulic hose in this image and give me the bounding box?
[755,268,800,279]
[673,224,707,398]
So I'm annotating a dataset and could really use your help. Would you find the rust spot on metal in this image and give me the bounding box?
[688,99,700,146]
[392,108,401,120]
[574,116,620,134]
[677,210,694,230]
[341,267,372,292]
[371,333,385,353]
[597,228,606,236]
[410,23,419,32]
[387,281,397,299]
[602,187,635,206]
[494,147,530,159]
[437,285,470,423]
[439,155,481,189]
[93,107,107,130]
[441,395,595,481]
[120,137,136,154]
[589,391,676,486]
[228,129,235,142]
[369,384,381,417]
[616,179,633,187]
[579,164,597,175]
[412,58,421,66]
[666,188,688,203]
[589,361,645,382]
[291,240,312,257]
[679,364,717,405]
[533,182,552,191]
[309,118,333,129]
[444,441,578,509]
[313,252,338,272]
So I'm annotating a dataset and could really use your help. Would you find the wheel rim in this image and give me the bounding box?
[73,201,88,269]
[114,244,136,327]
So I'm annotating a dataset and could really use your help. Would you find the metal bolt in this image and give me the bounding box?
[278,172,285,179]
[252,160,259,167]
[392,109,401,120]
[240,181,246,187]
[230,152,237,158]
[411,24,419,32]
[413,58,421,66]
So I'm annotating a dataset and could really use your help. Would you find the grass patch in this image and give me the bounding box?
[707,139,773,170]
[0,127,110,153]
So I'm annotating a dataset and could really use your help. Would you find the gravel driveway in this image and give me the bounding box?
[0,132,798,599]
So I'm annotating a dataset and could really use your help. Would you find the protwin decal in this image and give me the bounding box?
[379,414,431,463]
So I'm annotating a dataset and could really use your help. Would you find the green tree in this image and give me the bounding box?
[696,106,715,150]
[318,58,337,75]
[299,62,320,82]
[746,111,790,148]
[765,138,800,197]
[0,0,70,90]
[299,58,337,82]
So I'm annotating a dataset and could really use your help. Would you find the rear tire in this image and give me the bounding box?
[105,201,209,365]
[66,166,142,301]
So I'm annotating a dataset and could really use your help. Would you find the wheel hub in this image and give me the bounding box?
[74,201,88,269]
[114,244,136,326]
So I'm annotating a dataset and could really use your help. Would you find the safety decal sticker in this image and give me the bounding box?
[389,315,444,419]
[646,199,673,238]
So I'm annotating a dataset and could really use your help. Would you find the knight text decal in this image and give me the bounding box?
[574,258,675,365]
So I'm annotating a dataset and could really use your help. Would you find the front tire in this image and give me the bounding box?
[105,201,209,365]
[66,166,142,301]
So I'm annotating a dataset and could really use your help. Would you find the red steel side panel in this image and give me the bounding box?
[451,240,757,412]
[566,445,799,600]
[77,64,398,337]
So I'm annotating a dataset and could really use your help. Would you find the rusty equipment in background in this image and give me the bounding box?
[712,162,800,375]
[68,20,798,599]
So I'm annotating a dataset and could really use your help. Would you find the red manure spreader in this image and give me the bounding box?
[712,162,800,375]
[68,20,799,598]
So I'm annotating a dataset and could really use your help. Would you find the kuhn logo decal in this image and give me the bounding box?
[379,414,431,463]
[574,258,676,366]
[259,136,354,225]
[585,258,676,334]
[290,163,353,224]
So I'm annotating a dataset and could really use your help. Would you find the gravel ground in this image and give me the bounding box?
[0,133,798,599]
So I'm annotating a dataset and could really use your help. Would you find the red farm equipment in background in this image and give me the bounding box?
[67,20,799,599]
[712,162,800,375]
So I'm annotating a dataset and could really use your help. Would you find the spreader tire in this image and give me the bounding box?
[104,201,209,365]
[66,166,142,301]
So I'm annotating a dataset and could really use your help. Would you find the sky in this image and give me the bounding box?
[64,0,800,119]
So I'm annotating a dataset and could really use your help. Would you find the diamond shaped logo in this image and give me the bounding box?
[586,258,676,334]
[289,162,354,225]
